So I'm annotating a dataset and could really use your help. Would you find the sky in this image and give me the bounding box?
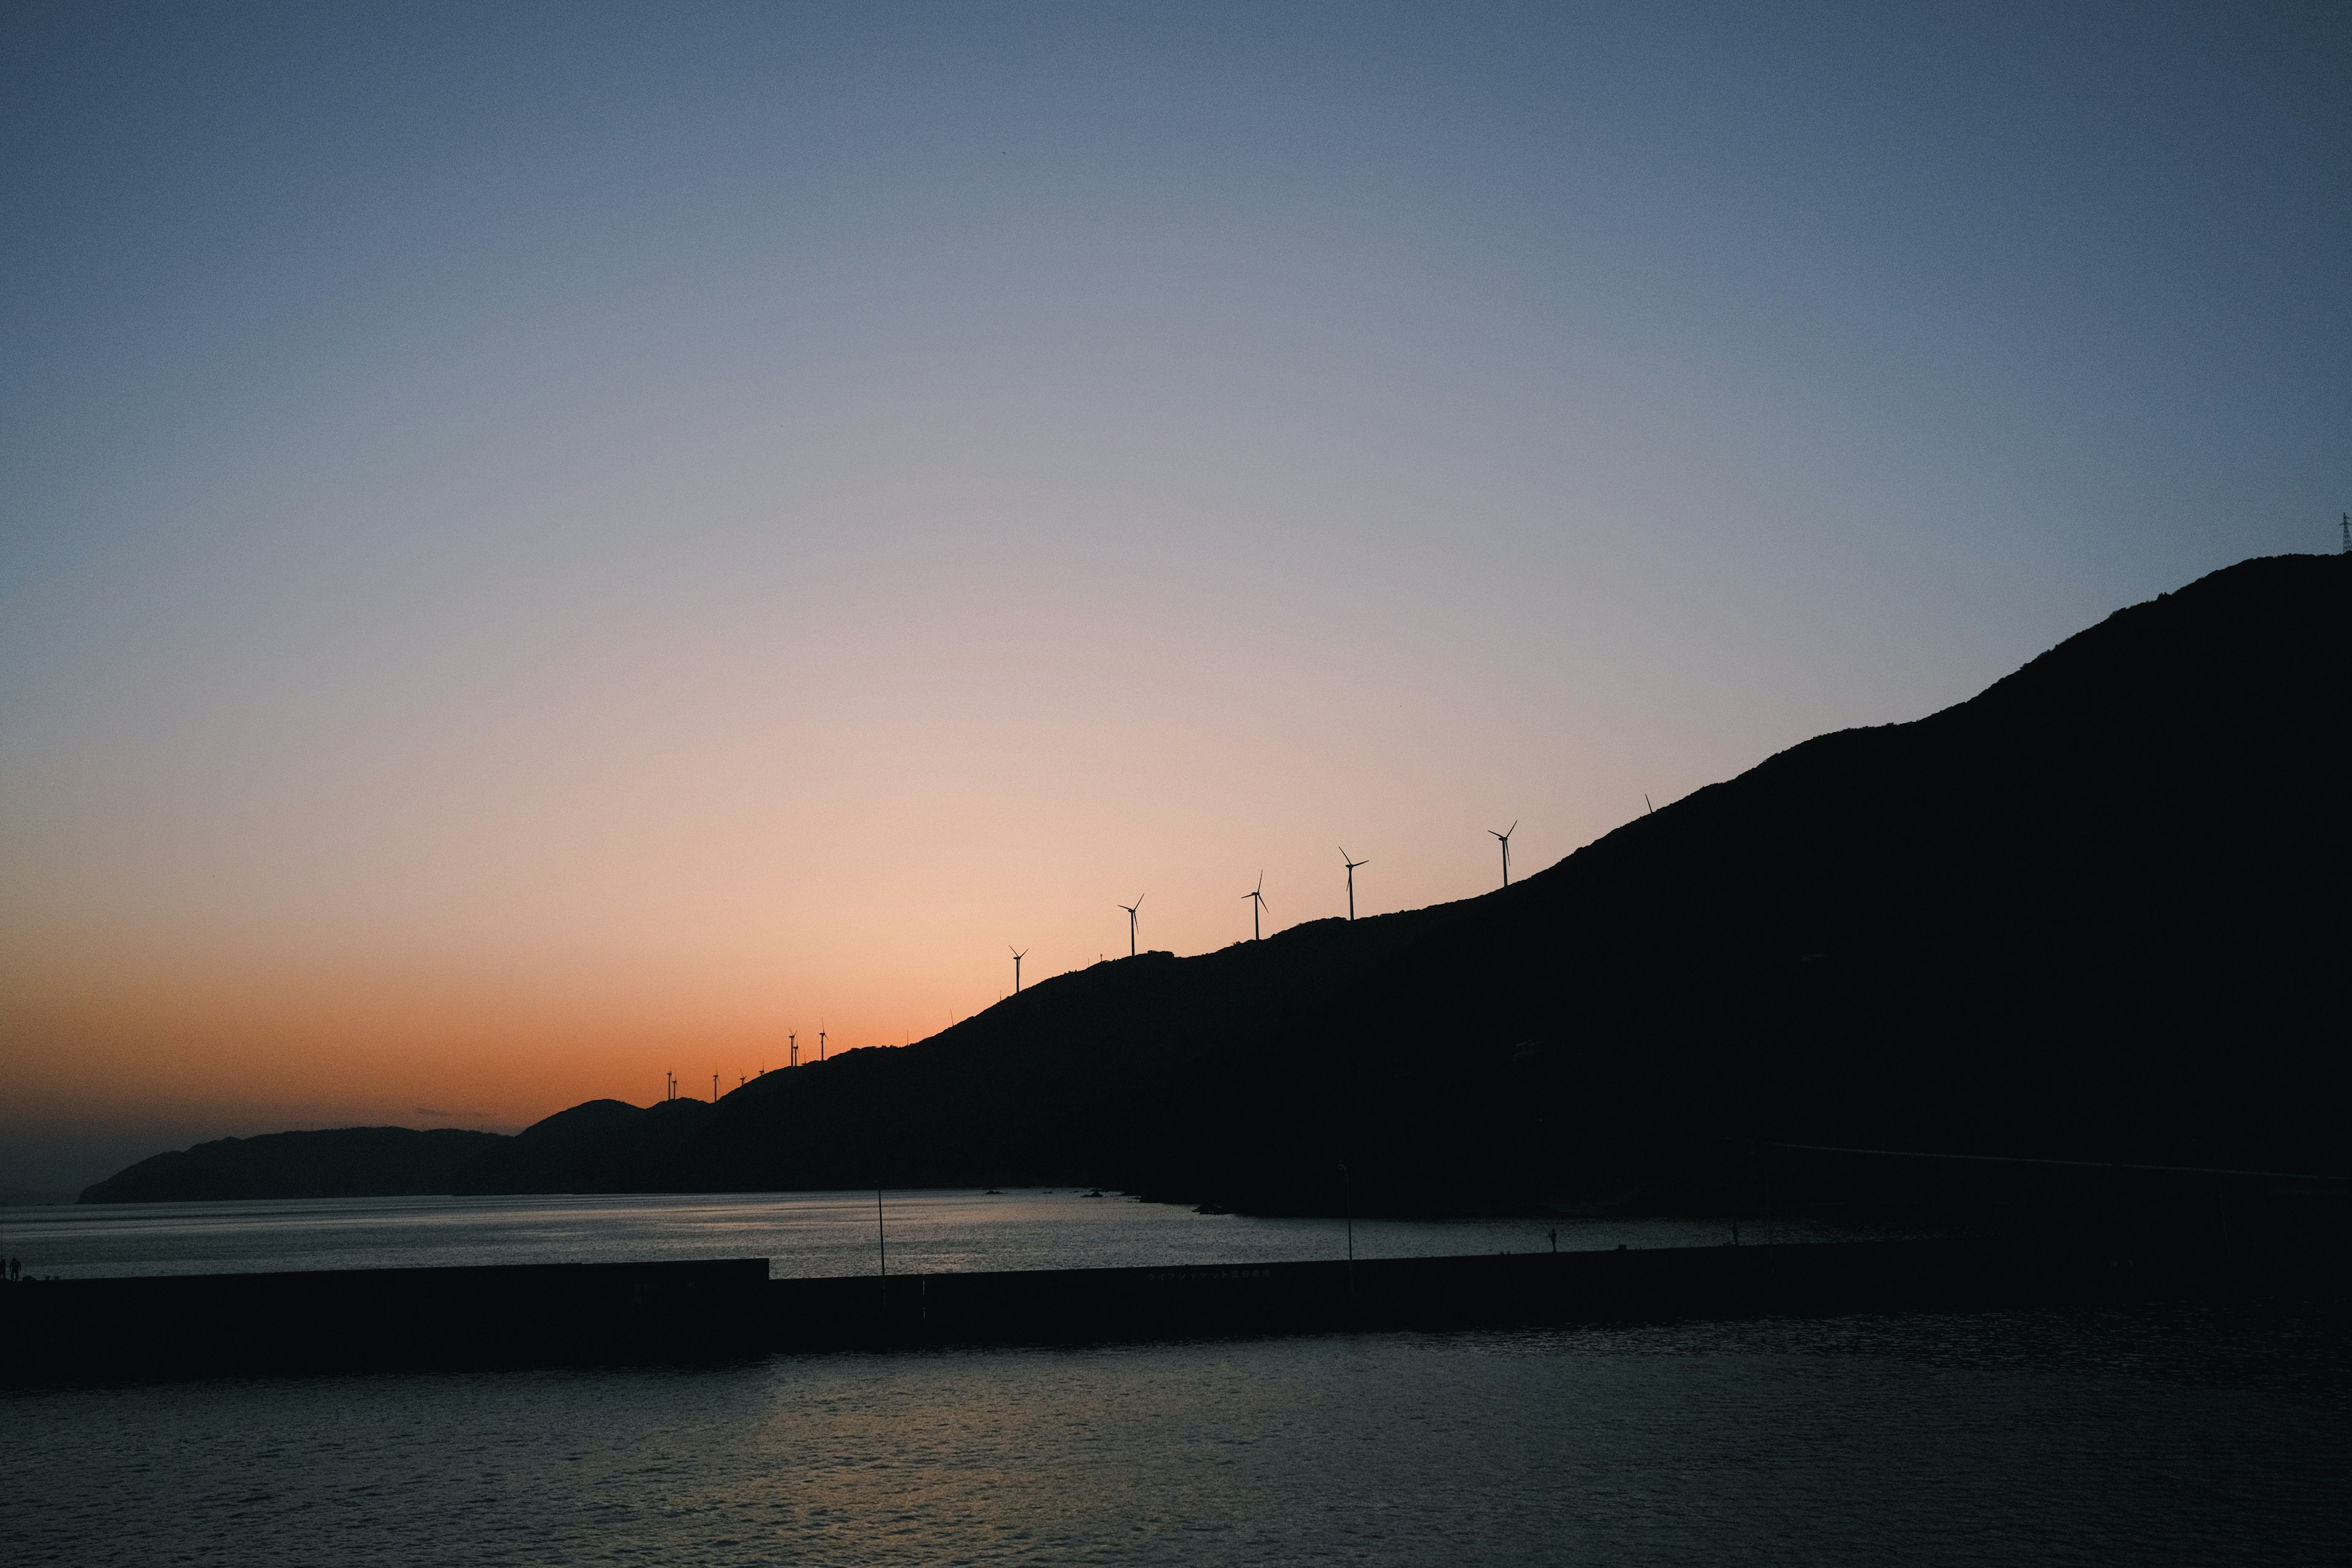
[3,2,2346,1193]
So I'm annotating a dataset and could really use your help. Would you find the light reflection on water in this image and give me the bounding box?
[0,1189,1844,1280]
[9,1307,2347,1566]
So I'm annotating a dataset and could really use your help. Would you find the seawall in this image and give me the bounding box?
[3,1238,2331,1386]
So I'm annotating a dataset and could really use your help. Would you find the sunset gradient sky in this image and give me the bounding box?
[4,3,2346,1189]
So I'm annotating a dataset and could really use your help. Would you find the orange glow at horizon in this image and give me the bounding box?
[5,501,1820,1150]
[1,737,1664,1141]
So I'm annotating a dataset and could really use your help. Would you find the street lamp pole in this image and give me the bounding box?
[1338,1162,1356,1310]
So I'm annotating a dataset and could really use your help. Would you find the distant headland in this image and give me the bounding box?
[81,554,2352,1214]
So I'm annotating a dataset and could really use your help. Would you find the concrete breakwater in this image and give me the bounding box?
[0,1238,2314,1385]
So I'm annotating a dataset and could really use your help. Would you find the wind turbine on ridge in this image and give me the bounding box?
[1243,873,1270,941]
[1117,895,1144,957]
[1011,946,1028,994]
[1339,847,1368,921]
[1491,821,1517,888]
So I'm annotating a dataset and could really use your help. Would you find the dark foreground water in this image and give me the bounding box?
[11,1303,2347,1566]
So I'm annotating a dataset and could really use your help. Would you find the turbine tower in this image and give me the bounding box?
[1011,946,1028,994]
[790,1032,797,1069]
[1117,895,1144,957]
[1490,821,1517,888]
[1339,847,1368,921]
[1243,873,1270,940]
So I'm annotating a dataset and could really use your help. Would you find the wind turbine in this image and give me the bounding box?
[789,1032,797,1068]
[1011,946,1028,994]
[1243,873,1270,940]
[1117,895,1144,957]
[1339,847,1368,921]
[1490,821,1517,888]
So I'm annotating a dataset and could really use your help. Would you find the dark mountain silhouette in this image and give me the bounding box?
[83,555,2350,1212]
[451,1098,712,1194]
[80,1126,504,1204]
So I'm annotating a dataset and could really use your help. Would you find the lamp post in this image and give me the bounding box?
[1338,1161,1355,1310]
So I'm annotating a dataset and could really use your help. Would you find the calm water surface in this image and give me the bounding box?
[10,1305,2347,1566]
[0,1189,1819,1280]
[12,1194,2335,1564]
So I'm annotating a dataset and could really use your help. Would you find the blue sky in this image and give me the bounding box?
[2,2,2345,1189]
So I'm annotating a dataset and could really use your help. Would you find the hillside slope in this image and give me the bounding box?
[87,555,2350,1211]
[510,551,2352,1209]
[81,1126,505,1204]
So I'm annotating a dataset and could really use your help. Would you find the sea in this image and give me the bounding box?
[0,1187,1781,1281]
[5,1191,2346,1566]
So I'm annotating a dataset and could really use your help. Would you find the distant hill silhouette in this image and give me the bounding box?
[450,1098,713,1194]
[81,1126,504,1204]
[83,555,2350,1212]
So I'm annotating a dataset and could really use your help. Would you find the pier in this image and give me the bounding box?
[6,1235,2331,1386]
